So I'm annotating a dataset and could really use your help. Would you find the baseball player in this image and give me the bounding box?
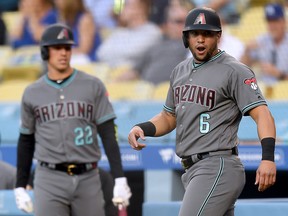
[14,23,131,216]
[128,7,277,216]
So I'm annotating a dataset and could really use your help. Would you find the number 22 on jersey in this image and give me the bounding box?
[74,126,93,145]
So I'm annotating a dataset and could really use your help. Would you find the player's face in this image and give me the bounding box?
[187,30,221,63]
[48,45,72,73]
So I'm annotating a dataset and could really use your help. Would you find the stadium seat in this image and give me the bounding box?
[0,80,32,102]
[108,65,131,80]
[143,199,288,216]
[106,81,155,101]
[270,81,288,100]
[230,6,266,44]
[238,100,288,141]
[267,101,288,141]
[152,81,170,101]
[0,190,34,216]
[0,46,13,79]
[113,100,175,143]
[0,103,20,143]
[2,11,21,35]
[73,62,111,83]
[1,46,42,81]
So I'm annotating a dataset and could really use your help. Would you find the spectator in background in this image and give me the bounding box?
[240,3,288,84]
[218,16,244,60]
[114,3,191,84]
[189,0,248,24]
[54,0,101,64]
[0,0,19,12]
[9,0,56,49]
[149,0,170,26]
[148,0,193,26]
[0,8,7,45]
[96,0,162,68]
[0,160,16,190]
[83,0,117,30]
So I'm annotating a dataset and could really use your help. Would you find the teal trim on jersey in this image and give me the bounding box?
[20,127,33,135]
[197,157,224,216]
[193,61,205,68]
[193,50,225,69]
[96,113,116,125]
[163,105,175,114]
[242,100,267,115]
[44,69,78,89]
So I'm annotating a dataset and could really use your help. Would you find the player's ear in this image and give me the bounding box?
[217,31,222,39]
[41,46,49,61]
[182,32,189,48]
[216,31,222,43]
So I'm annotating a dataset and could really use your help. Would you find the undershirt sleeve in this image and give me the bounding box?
[98,119,124,179]
[16,133,35,188]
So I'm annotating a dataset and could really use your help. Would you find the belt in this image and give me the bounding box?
[181,147,238,170]
[39,161,97,176]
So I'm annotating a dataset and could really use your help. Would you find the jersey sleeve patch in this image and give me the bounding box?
[243,77,258,90]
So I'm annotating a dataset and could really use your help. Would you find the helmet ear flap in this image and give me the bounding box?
[41,46,49,60]
[182,32,189,48]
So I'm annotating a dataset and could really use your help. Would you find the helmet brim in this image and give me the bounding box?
[183,24,221,32]
[41,40,75,46]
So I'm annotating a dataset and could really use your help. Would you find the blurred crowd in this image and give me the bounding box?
[0,0,288,98]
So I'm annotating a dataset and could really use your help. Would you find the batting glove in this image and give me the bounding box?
[112,177,132,207]
[14,187,33,213]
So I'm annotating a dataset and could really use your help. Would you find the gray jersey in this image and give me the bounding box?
[164,51,266,157]
[20,69,116,163]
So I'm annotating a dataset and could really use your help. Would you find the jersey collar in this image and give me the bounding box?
[45,69,78,89]
[193,50,225,69]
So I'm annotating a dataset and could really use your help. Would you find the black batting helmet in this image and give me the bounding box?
[40,23,75,60]
[182,8,222,48]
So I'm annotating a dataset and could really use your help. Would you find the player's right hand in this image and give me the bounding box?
[14,187,33,213]
[128,126,146,151]
[112,177,132,207]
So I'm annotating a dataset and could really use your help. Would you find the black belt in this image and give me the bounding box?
[39,161,97,176]
[181,147,238,170]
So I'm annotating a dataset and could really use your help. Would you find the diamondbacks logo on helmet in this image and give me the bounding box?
[244,77,258,90]
[57,29,70,40]
[194,13,206,25]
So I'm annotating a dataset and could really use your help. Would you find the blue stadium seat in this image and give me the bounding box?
[114,101,175,145]
[143,199,288,216]
[0,190,34,216]
[238,101,288,142]
[0,103,20,143]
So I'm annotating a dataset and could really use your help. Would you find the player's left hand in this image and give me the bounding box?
[112,177,132,207]
[255,160,276,192]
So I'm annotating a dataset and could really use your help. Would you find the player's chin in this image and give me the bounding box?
[56,64,70,72]
[194,54,207,62]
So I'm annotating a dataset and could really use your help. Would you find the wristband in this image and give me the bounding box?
[261,137,275,161]
[135,121,156,137]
